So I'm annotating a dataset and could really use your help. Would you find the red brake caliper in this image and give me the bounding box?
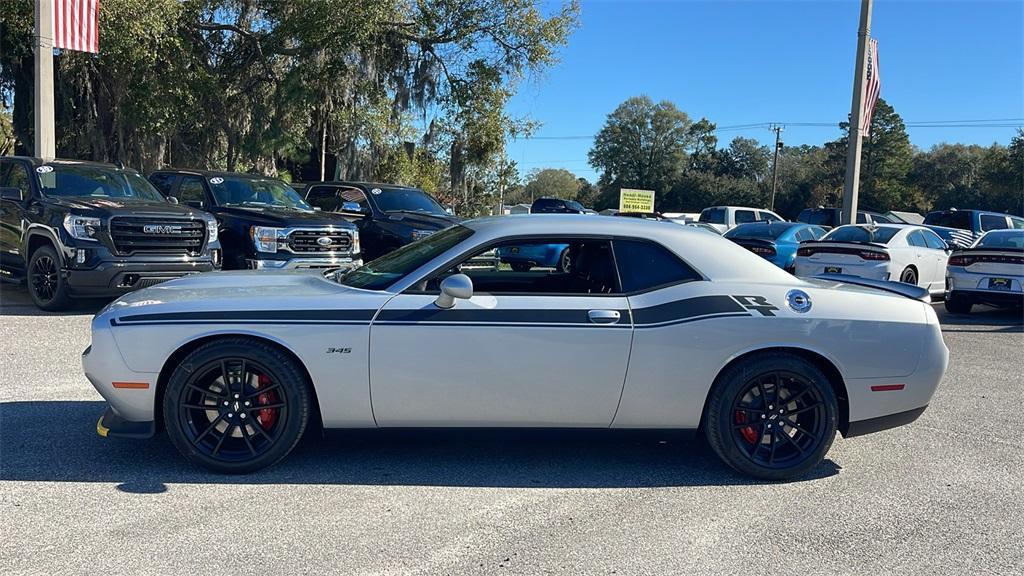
[257,374,278,430]
[735,411,758,444]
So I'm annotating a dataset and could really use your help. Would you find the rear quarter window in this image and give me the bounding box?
[980,214,1009,231]
[612,239,701,293]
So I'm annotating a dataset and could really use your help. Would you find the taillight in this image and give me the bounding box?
[948,255,971,266]
[859,251,890,261]
[747,245,776,256]
[797,247,814,257]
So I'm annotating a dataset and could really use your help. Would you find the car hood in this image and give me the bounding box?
[47,197,207,218]
[99,270,389,321]
[382,211,459,230]
[214,206,358,229]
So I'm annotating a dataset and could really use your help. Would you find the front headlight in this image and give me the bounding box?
[63,214,101,241]
[351,230,360,255]
[410,229,435,241]
[251,226,281,253]
[205,216,219,243]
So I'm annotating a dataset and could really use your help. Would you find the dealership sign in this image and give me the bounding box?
[619,188,655,213]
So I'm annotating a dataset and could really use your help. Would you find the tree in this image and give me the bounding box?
[523,167,580,202]
[588,95,694,196]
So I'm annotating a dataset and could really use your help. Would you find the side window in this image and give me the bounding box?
[1011,217,1024,230]
[735,210,757,224]
[700,208,726,224]
[759,211,782,222]
[1,161,31,200]
[613,239,701,293]
[424,238,617,295]
[178,177,208,206]
[856,212,869,224]
[305,186,340,212]
[980,214,1009,231]
[922,230,947,250]
[794,228,816,242]
[149,173,176,195]
[810,227,825,240]
[907,230,928,248]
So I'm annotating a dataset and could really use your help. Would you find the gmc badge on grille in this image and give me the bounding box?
[316,236,333,247]
[142,224,183,234]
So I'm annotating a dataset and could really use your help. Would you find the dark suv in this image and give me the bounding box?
[796,207,895,229]
[0,157,221,310]
[530,197,586,214]
[302,182,457,262]
[923,209,1024,246]
[150,170,361,270]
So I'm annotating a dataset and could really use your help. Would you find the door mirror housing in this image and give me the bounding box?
[342,201,368,215]
[434,274,473,309]
[0,187,24,201]
[184,200,205,209]
[166,196,179,204]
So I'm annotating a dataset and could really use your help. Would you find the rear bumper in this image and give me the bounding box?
[948,289,1024,308]
[845,406,927,438]
[96,406,155,439]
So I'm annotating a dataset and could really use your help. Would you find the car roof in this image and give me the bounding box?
[315,181,423,191]
[152,168,288,181]
[4,155,126,170]
[460,214,795,283]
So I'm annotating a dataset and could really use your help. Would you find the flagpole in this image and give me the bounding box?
[34,0,56,159]
[840,0,873,226]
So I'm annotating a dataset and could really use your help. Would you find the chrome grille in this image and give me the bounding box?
[286,229,353,254]
[110,217,205,255]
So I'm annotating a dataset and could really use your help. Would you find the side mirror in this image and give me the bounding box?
[342,201,368,215]
[434,273,473,309]
[445,207,455,216]
[166,196,179,204]
[312,206,322,211]
[0,187,24,201]
[185,200,205,209]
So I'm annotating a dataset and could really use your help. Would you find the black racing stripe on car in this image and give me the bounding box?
[115,309,377,323]
[374,307,631,325]
[632,311,751,329]
[629,295,747,326]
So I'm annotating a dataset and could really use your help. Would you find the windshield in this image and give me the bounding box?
[372,188,447,215]
[210,176,311,210]
[339,225,474,291]
[822,225,900,244]
[724,222,793,240]
[976,230,1024,249]
[37,165,166,201]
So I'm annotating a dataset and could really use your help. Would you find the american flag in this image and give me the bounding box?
[52,0,100,54]
[861,38,881,134]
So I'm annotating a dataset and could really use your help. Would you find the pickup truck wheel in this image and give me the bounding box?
[28,245,72,311]
[704,353,838,481]
[163,338,310,473]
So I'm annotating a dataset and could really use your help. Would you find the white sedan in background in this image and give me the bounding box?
[945,229,1024,314]
[794,224,950,296]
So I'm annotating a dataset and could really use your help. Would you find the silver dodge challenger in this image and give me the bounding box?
[84,215,949,480]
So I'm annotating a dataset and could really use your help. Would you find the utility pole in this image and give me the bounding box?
[497,155,506,216]
[34,0,56,159]
[769,124,783,211]
[841,0,874,225]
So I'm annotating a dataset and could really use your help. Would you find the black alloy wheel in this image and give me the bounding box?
[28,245,71,310]
[164,338,310,473]
[705,352,838,480]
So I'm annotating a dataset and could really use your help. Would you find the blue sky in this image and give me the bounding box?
[506,0,1024,182]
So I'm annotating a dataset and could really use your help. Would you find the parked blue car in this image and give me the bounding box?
[497,243,570,272]
[724,222,826,272]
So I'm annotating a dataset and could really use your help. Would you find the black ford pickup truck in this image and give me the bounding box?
[0,156,221,310]
[149,170,361,270]
[301,181,457,262]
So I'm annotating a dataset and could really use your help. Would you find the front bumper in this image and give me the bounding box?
[66,259,217,296]
[247,256,362,270]
[96,406,155,439]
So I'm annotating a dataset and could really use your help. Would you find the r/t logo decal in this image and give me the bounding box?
[732,295,779,317]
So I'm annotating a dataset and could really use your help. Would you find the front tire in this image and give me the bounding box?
[163,338,311,473]
[704,352,838,480]
[28,245,72,311]
[945,293,973,314]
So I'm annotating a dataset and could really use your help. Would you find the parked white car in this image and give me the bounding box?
[699,206,785,233]
[84,215,948,480]
[793,224,950,296]
[945,229,1024,314]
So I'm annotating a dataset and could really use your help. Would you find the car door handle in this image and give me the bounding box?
[588,310,621,324]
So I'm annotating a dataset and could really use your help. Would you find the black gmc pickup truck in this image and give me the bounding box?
[149,170,361,270]
[301,181,458,261]
[0,157,221,310]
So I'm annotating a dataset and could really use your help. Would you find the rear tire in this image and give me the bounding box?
[899,267,918,286]
[163,338,311,473]
[557,248,571,273]
[704,352,838,481]
[28,245,72,311]
[945,293,973,314]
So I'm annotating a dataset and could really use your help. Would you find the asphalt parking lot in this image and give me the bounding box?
[1,284,1021,576]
